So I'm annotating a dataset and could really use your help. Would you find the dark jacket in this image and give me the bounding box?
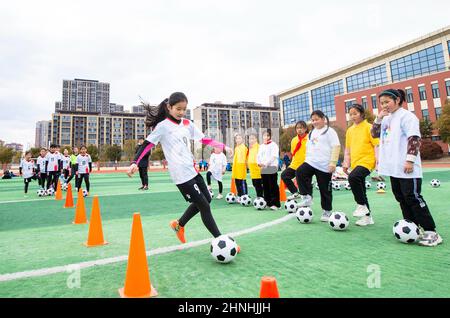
[135,144,150,168]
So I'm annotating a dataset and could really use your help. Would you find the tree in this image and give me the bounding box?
[86,145,99,162]
[330,124,346,162]
[60,145,72,155]
[12,151,22,164]
[364,109,375,124]
[123,139,138,162]
[419,118,433,139]
[436,99,450,144]
[0,146,15,169]
[104,145,122,162]
[150,144,165,160]
[29,147,41,158]
[279,126,296,153]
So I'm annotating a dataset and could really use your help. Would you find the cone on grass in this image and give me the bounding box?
[119,213,157,298]
[72,188,88,224]
[84,195,108,247]
[279,180,287,202]
[377,189,386,194]
[230,178,237,195]
[55,180,63,201]
[64,183,74,208]
[259,276,279,298]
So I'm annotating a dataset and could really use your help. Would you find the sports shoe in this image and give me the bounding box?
[237,245,241,254]
[270,206,279,211]
[355,215,374,226]
[418,231,443,247]
[143,186,149,190]
[216,194,223,199]
[170,220,186,243]
[298,195,313,207]
[287,192,301,201]
[236,196,241,204]
[353,204,370,217]
[320,210,332,222]
[138,186,144,190]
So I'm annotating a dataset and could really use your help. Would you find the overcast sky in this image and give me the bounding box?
[1,0,449,149]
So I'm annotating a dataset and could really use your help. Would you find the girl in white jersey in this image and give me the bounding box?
[128,92,240,252]
[19,151,37,197]
[371,88,442,247]
[74,145,92,194]
[207,147,228,199]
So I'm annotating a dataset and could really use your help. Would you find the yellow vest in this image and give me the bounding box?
[232,143,248,180]
[289,135,308,170]
[345,120,379,171]
[247,143,262,179]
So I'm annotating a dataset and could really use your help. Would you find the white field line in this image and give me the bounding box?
[0,213,296,282]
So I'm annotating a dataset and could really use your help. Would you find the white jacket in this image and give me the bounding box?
[257,141,279,174]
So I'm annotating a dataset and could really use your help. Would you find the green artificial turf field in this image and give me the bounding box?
[0,169,449,298]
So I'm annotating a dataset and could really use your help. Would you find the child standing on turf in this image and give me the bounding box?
[74,145,92,195]
[62,149,71,182]
[248,133,263,198]
[128,92,239,250]
[19,151,37,197]
[36,148,48,190]
[283,121,308,200]
[66,147,79,185]
[207,147,227,199]
[45,144,61,191]
[343,104,379,226]
[257,129,281,210]
[296,110,341,222]
[371,88,442,246]
[232,133,248,202]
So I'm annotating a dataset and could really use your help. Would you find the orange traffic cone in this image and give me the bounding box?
[230,178,237,195]
[64,183,74,208]
[279,180,287,202]
[260,276,280,298]
[119,213,157,298]
[55,180,63,201]
[84,196,108,247]
[72,188,88,224]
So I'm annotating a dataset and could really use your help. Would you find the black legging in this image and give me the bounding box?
[39,173,47,189]
[177,174,221,238]
[234,179,248,196]
[206,171,223,194]
[281,167,298,194]
[251,178,264,197]
[66,169,78,185]
[262,173,280,207]
[63,169,70,180]
[46,171,59,190]
[348,166,371,214]
[24,176,37,193]
[139,166,148,187]
[296,162,333,211]
[76,174,90,192]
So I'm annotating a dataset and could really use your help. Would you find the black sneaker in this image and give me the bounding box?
[138,186,144,190]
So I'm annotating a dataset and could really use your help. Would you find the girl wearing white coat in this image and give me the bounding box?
[207,147,228,199]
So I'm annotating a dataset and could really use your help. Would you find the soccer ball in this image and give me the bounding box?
[296,207,313,223]
[344,182,351,190]
[332,182,342,191]
[47,188,55,196]
[82,189,89,197]
[240,194,252,206]
[253,197,267,210]
[376,182,386,190]
[225,193,236,204]
[284,200,298,213]
[393,219,420,244]
[37,189,45,197]
[430,179,440,188]
[210,235,238,264]
[328,212,349,231]
[208,189,214,198]
[61,183,68,191]
[365,181,372,189]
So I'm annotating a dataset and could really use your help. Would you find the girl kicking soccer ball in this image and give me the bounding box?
[127,92,239,251]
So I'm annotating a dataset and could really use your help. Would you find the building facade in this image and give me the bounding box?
[5,143,23,152]
[277,27,450,137]
[35,120,50,148]
[61,79,110,114]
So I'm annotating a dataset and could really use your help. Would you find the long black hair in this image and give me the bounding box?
[308,110,329,139]
[378,89,406,105]
[144,92,188,129]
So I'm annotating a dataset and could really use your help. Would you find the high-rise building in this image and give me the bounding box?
[55,102,62,112]
[109,103,124,113]
[132,105,145,114]
[35,120,50,148]
[61,78,110,114]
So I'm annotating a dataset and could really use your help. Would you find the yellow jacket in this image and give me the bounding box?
[232,143,248,180]
[247,143,262,179]
[345,120,379,171]
[289,134,308,170]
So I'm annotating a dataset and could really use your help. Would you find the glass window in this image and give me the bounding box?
[346,64,388,93]
[345,100,355,112]
[431,83,440,99]
[362,97,367,109]
[446,80,450,97]
[421,109,429,121]
[311,80,344,117]
[390,44,445,82]
[371,96,377,109]
[406,88,414,103]
[435,107,442,120]
[282,92,310,126]
[419,86,427,101]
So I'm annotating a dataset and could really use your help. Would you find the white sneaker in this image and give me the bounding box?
[320,210,332,222]
[270,206,279,211]
[236,196,241,203]
[298,195,313,207]
[353,204,370,217]
[216,194,223,199]
[287,192,300,201]
[355,215,374,226]
[418,231,443,247]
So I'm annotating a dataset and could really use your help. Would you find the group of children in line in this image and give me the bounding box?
[128,89,442,250]
[18,144,93,197]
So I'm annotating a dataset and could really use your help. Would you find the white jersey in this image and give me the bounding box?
[62,155,71,170]
[76,154,92,174]
[36,156,48,174]
[257,141,280,174]
[45,152,60,172]
[208,153,227,182]
[20,159,35,178]
[146,118,205,185]
[378,107,422,178]
[305,126,340,173]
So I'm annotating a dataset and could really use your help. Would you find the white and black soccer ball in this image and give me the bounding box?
[225,193,236,204]
[240,194,252,206]
[284,200,298,213]
[392,219,420,244]
[82,189,89,197]
[430,179,440,188]
[328,212,349,231]
[253,197,267,210]
[37,189,45,197]
[210,235,238,264]
[365,181,372,189]
[61,183,68,191]
[376,182,386,190]
[296,207,313,223]
[344,182,351,191]
[47,188,55,196]
[332,182,342,191]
